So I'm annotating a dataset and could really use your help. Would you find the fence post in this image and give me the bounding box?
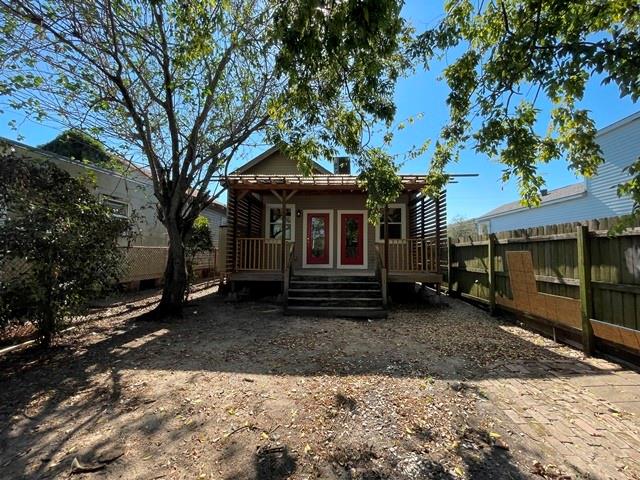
[577,225,595,355]
[488,234,496,315]
[447,237,453,295]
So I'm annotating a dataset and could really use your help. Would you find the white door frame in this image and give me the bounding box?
[302,209,334,268]
[337,210,368,269]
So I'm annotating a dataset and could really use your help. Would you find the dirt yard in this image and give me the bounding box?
[1,287,639,479]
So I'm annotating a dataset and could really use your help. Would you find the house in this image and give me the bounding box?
[1,136,226,246]
[220,146,447,317]
[1,136,227,285]
[474,111,640,234]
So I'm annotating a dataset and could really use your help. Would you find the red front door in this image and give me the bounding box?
[340,213,364,266]
[306,212,330,265]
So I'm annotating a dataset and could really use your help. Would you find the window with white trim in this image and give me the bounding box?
[102,196,129,218]
[376,204,405,241]
[266,204,295,241]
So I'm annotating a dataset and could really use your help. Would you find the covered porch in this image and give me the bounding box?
[219,174,448,303]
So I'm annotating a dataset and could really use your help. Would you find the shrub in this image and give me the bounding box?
[0,154,133,347]
[184,215,213,297]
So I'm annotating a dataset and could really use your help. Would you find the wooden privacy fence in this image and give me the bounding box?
[447,216,640,357]
[120,246,218,283]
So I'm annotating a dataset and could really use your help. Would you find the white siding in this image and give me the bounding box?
[480,113,640,233]
[2,138,230,246]
[200,206,226,248]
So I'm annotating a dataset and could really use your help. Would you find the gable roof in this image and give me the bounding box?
[232,146,332,175]
[476,182,587,220]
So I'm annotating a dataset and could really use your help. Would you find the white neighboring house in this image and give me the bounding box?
[475,111,640,234]
[0,137,227,247]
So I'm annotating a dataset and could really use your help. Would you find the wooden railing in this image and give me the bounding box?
[374,246,388,306]
[235,238,294,271]
[377,238,438,272]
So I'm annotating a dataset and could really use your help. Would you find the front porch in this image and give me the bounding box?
[219,174,447,312]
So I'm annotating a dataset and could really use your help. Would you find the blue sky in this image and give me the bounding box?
[1,0,638,220]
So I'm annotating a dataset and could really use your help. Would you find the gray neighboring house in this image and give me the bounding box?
[0,137,227,247]
[475,111,640,233]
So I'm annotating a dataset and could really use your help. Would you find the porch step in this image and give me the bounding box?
[289,280,380,290]
[284,306,387,319]
[291,275,375,282]
[288,288,381,298]
[287,297,383,308]
[285,274,386,318]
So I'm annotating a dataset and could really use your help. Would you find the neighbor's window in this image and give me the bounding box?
[376,204,405,241]
[267,204,294,241]
[102,197,129,218]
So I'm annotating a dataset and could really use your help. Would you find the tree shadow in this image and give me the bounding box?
[0,290,632,478]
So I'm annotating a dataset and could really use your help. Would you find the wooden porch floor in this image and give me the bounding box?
[230,269,442,284]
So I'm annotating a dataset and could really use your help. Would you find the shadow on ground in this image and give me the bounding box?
[0,289,626,478]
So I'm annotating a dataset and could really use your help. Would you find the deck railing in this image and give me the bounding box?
[376,238,438,273]
[236,238,294,271]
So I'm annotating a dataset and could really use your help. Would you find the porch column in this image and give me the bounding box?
[384,204,389,271]
[281,189,287,273]
[435,194,441,273]
[231,189,238,272]
[435,194,442,295]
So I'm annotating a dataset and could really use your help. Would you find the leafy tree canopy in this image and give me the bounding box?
[0,0,411,312]
[0,154,134,347]
[412,0,640,217]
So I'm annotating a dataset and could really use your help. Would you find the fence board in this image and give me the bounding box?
[449,215,640,356]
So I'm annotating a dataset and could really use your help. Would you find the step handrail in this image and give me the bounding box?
[283,242,295,305]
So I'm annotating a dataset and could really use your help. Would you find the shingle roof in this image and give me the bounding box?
[477,183,587,219]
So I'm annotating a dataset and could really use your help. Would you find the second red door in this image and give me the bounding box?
[340,213,364,266]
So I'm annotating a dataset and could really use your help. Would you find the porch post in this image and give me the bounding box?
[281,189,287,273]
[231,189,238,272]
[435,194,441,273]
[384,204,389,271]
[435,194,442,294]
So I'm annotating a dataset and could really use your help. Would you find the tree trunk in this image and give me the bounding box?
[157,221,188,316]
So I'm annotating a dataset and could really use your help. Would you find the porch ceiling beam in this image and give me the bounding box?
[226,184,427,192]
[270,189,283,202]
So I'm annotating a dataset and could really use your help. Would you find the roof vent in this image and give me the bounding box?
[541,188,548,196]
[333,156,350,175]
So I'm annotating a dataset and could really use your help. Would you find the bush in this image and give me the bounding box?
[0,154,134,347]
[185,216,213,297]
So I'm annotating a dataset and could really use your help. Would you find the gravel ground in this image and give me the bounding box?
[0,287,591,479]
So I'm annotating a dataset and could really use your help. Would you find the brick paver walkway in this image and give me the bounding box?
[478,356,640,479]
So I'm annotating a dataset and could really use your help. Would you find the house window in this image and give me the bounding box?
[266,204,295,241]
[102,196,129,218]
[376,204,405,241]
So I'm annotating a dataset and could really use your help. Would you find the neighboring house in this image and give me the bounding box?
[475,111,640,234]
[221,146,447,317]
[0,137,226,247]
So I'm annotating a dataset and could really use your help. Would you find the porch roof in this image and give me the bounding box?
[221,174,431,192]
